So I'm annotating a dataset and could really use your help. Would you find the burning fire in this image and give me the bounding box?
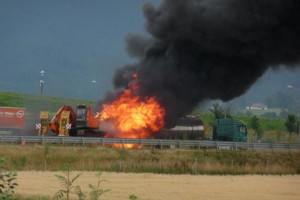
[98,79,165,148]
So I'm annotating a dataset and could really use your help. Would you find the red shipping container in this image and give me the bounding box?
[0,107,26,128]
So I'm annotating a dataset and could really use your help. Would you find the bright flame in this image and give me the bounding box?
[99,84,165,148]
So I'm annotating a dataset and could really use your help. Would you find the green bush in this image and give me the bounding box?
[0,158,18,200]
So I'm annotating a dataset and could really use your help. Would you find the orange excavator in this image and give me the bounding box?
[48,104,102,137]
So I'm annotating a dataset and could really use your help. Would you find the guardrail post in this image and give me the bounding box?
[81,138,85,146]
[234,142,237,150]
[271,143,274,153]
[159,140,162,149]
[266,160,269,175]
[215,141,218,150]
[252,143,255,151]
[140,139,143,148]
[178,141,181,149]
[42,136,45,145]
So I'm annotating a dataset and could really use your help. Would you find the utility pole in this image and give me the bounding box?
[298,119,300,143]
[40,70,45,96]
[287,84,300,142]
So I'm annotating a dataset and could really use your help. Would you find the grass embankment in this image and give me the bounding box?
[1,144,300,175]
[0,92,95,113]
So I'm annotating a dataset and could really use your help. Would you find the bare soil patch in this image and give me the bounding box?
[16,171,300,200]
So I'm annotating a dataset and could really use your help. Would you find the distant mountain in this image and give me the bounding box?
[237,68,300,104]
[199,68,300,111]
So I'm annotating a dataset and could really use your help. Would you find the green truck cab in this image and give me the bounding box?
[213,118,247,142]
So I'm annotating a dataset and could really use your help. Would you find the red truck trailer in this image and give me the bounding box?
[0,107,26,135]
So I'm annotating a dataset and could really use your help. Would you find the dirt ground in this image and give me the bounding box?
[15,171,300,200]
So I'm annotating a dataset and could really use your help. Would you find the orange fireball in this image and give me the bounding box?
[99,87,165,143]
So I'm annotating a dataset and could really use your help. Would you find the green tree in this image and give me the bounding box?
[285,114,297,137]
[245,110,253,116]
[209,103,232,119]
[250,115,263,140]
[261,112,277,118]
[210,103,224,119]
[279,109,289,118]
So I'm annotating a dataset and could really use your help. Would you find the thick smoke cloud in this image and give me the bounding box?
[110,0,300,127]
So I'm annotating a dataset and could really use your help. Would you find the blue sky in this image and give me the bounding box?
[0,0,160,100]
[0,0,299,103]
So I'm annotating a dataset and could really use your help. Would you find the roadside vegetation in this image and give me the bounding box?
[0,158,18,200]
[194,102,299,143]
[0,144,300,175]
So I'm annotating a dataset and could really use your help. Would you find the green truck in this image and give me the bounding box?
[213,118,247,142]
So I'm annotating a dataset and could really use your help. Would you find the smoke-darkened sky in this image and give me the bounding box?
[111,0,300,126]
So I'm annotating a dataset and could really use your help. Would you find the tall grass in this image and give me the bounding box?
[0,144,299,175]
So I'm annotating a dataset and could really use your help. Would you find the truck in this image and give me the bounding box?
[213,118,247,142]
[41,104,206,139]
[44,104,101,137]
[154,115,205,140]
[0,107,26,135]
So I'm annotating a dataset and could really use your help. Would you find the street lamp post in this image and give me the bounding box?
[287,84,300,142]
[40,70,45,96]
[298,115,300,143]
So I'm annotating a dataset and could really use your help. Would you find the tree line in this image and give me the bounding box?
[209,103,300,140]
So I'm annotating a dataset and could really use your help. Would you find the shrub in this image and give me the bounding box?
[0,158,18,200]
[54,169,81,200]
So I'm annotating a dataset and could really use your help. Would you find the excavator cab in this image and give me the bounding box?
[75,104,101,136]
[75,105,88,128]
[49,104,101,137]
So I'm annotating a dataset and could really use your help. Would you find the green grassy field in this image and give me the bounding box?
[242,108,283,116]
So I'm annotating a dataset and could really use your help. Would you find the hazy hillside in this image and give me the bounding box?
[0,92,95,113]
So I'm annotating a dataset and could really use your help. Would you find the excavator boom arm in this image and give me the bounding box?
[49,105,76,135]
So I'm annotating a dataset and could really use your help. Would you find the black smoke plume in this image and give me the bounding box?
[108,0,300,127]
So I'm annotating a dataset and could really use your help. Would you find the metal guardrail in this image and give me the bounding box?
[0,135,300,151]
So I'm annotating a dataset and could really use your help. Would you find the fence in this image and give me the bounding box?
[0,135,300,151]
